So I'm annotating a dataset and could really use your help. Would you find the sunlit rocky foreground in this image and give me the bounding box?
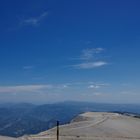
[1,112,140,140]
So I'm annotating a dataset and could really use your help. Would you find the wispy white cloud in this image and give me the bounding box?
[72,61,108,69]
[88,85,100,89]
[80,48,104,60]
[0,83,69,94]
[21,12,48,26]
[59,82,110,89]
[55,84,69,89]
[0,81,109,94]
[0,85,52,93]
[88,83,110,89]
[70,47,108,69]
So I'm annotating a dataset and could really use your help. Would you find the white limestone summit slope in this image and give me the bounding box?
[22,112,140,140]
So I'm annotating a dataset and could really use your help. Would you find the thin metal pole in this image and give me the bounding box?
[57,121,59,140]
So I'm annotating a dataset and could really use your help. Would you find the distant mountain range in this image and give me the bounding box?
[0,101,140,137]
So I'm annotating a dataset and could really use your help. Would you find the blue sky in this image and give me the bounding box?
[0,0,140,104]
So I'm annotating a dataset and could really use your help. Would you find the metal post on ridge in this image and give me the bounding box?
[57,121,59,140]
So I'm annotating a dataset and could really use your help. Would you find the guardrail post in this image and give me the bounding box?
[57,121,59,140]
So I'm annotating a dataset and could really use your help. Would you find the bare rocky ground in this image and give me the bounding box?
[1,112,140,140]
[0,136,17,140]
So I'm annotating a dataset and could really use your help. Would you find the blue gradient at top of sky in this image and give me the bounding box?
[0,0,140,104]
